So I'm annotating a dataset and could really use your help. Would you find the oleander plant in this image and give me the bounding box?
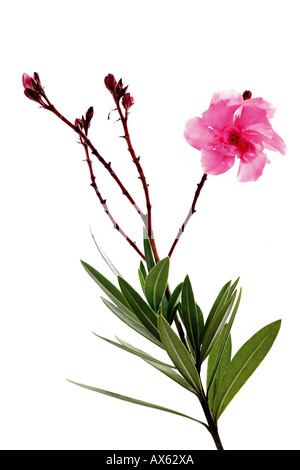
[23,72,286,450]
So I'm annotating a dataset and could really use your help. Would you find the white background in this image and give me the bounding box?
[1,0,299,450]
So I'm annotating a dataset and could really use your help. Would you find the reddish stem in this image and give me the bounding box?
[114,101,160,264]
[168,173,207,258]
[43,97,145,221]
[81,137,145,260]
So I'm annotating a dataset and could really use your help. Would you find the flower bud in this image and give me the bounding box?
[22,72,46,106]
[122,93,134,110]
[22,73,33,90]
[242,90,252,101]
[104,74,117,92]
[85,106,94,134]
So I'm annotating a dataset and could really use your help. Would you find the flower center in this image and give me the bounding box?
[223,125,252,157]
[223,126,241,145]
[229,132,240,143]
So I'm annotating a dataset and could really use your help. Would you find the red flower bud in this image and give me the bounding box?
[22,73,33,90]
[122,93,134,110]
[75,107,94,135]
[24,88,41,102]
[22,72,46,106]
[242,90,252,101]
[104,74,117,92]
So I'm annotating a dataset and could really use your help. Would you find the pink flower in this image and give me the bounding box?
[184,90,286,182]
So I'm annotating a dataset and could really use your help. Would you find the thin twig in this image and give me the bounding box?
[114,100,160,264]
[42,96,145,221]
[168,173,207,258]
[80,137,145,260]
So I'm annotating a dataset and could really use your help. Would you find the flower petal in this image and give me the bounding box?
[263,130,286,156]
[184,117,215,150]
[22,73,32,89]
[201,148,235,175]
[202,100,240,131]
[210,90,243,106]
[234,105,273,138]
[237,153,268,182]
[243,97,276,118]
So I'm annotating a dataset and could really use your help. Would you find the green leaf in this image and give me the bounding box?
[139,261,147,279]
[229,277,240,296]
[203,280,232,336]
[158,314,202,394]
[144,257,170,312]
[138,261,147,293]
[207,288,242,393]
[118,277,160,342]
[181,276,202,354]
[212,319,281,420]
[161,295,169,319]
[200,291,237,363]
[81,260,129,312]
[196,304,205,343]
[67,380,208,428]
[138,269,145,292]
[143,228,155,272]
[143,358,198,394]
[90,228,122,277]
[166,282,183,324]
[207,330,232,408]
[107,336,196,394]
[101,297,162,348]
[94,333,171,366]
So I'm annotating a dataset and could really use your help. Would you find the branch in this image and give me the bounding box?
[41,95,145,222]
[80,136,145,260]
[168,173,207,258]
[114,96,160,264]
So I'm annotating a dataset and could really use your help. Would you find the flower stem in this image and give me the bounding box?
[114,101,160,264]
[81,137,145,260]
[168,173,207,258]
[44,98,145,222]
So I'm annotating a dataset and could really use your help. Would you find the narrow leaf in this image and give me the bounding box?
[112,337,196,393]
[158,314,201,393]
[143,359,197,393]
[229,277,240,296]
[143,228,155,272]
[213,320,281,420]
[200,291,237,363]
[138,269,145,292]
[81,260,129,312]
[166,282,183,324]
[204,280,232,335]
[90,228,122,277]
[101,297,162,348]
[94,333,171,367]
[144,257,170,312]
[118,277,160,341]
[181,276,201,353]
[67,380,208,428]
[207,330,232,408]
[207,288,242,393]
[139,261,147,281]
[196,304,205,343]
[161,295,169,319]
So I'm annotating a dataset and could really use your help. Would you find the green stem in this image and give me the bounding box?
[197,381,224,450]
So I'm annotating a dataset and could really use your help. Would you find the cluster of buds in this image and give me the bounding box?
[75,106,94,136]
[22,73,48,107]
[104,73,134,111]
